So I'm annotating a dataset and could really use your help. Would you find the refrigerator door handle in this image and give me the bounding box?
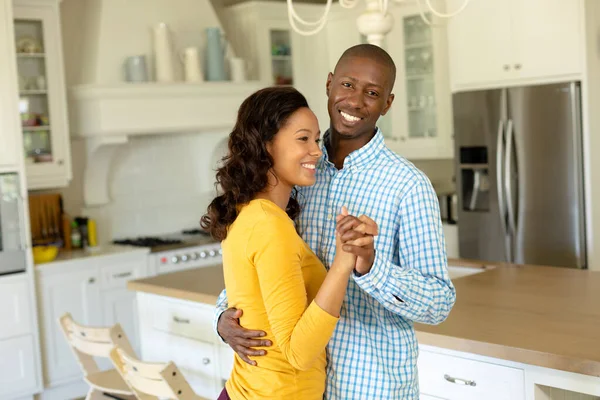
[504,119,517,239]
[496,119,510,261]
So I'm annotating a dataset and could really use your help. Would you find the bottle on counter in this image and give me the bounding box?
[71,221,81,249]
[88,219,97,247]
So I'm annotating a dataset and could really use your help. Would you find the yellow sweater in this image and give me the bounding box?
[222,199,339,400]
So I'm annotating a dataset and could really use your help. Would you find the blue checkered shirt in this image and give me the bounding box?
[215,128,456,399]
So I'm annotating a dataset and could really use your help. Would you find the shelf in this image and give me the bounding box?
[17,53,45,58]
[406,74,434,81]
[408,106,435,112]
[271,55,292,61]
[20,90,47,95]
[22,125,50,132]
[404,42,432,50]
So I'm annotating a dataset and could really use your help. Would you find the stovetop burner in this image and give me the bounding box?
[182,228,210,236]
[113,237,183,247]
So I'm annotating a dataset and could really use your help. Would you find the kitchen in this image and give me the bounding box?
[0,0,599,399]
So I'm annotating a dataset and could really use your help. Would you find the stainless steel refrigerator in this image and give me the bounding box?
[453,81,586,268]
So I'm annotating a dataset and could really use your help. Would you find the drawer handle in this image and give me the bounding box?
[173,316,190,324]
[444,374,476,387]
[202,358,211,365]
[113,272,133,279]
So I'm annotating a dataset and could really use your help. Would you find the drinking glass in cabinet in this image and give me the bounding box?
[403,14,431,46]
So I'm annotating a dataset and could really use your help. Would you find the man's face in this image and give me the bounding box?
[326,56,395,139]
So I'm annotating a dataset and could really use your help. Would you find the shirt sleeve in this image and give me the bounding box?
[353,178,456,325]
[213,289,229,344]
[248,215,339,371]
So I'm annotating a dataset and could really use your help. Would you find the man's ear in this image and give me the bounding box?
[326,72,334,97]
[381,93,395,116]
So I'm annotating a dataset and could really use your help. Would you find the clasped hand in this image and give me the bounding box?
[335,206,379,276]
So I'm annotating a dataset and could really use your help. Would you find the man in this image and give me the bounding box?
[214,44,456,399]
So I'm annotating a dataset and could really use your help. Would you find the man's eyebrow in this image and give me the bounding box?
[339,75,384,89]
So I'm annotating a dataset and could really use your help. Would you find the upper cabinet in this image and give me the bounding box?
[447,0,582,90]
[385,6,454,159]
[223,1,333,132]
[0,0,20,169]
[12,0,71,189]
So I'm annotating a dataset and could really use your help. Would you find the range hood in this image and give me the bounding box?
[60,0,263,206]
[69,82,261,206]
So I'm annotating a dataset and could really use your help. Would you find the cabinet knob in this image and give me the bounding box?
[503,64,510,71]
[400,137,406,142]
[57,159,64,166]
[514,63,522,70]
[202,358,211,365]
[88,277,96,284]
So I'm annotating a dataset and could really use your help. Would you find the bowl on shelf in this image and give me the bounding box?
[33,245,59,264]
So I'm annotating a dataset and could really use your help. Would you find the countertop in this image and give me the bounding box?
[36,244,150,267]
[127,260,600,377]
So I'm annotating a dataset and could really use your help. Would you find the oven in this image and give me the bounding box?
[149,243,223,276]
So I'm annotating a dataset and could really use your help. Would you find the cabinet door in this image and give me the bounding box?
[39,270,101,385]
[510,0,582,80]
[102,289,140,356]
[13,2,71,189]
[0,335,37,398]
[0,0,19,168]
[385,5,454,160]
[446,0,515,88]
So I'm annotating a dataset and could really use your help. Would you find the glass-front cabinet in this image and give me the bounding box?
[385,5,453,160]
[12,0,71,189]
[269,29,293,86]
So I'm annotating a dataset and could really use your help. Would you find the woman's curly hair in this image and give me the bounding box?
[200,86,310,241]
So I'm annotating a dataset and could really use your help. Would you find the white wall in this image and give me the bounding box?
[60,0,225,85]
[61,131,228,242]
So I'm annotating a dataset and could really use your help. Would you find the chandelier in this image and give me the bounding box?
[286,0,471,47]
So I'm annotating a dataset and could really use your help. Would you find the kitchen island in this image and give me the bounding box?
[128,261,600,400]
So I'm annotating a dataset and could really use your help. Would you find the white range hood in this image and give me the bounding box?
[59,0,263,206]
[68,81,262,206]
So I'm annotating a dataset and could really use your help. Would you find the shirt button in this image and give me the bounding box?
[328,214,334,220]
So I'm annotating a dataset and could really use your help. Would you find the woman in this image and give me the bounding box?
[201,87,374,399]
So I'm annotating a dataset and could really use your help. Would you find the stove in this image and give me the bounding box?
[113,229,222,275]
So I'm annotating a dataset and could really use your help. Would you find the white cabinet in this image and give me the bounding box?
[102,290,139,355]
[38,269,102,384]
[0,335,38,398]
[0,274,41,400]
[137,293,229,400]
[12,0,72,189]
[0,0,20,168]
[418,349,525,400]
[36,248,148,390]
[447,0,582,90]
[0,279,32,339]
[223,1,331,131]
[384,4,454,160]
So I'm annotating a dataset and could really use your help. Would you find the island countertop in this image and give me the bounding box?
[127,261,600,377]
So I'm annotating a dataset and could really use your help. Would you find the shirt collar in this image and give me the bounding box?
[319,128,385,171]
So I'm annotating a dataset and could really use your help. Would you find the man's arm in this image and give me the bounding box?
[214,288,271,366]
[213,289,229,341]
[351,179,456,325]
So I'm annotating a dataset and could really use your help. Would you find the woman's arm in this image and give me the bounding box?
[249,215,358,371]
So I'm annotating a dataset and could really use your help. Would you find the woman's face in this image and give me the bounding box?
[267,107,322,189]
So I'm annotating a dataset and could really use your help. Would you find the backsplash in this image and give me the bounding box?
[60,132,455,244]
[61,131,229,243]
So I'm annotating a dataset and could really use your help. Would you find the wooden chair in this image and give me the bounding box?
[110,346,208,400]
[59,313,136,400]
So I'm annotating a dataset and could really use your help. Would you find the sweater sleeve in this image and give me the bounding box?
[248,215,339,371]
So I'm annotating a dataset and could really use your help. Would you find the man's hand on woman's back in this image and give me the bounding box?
[217,308,271,366]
